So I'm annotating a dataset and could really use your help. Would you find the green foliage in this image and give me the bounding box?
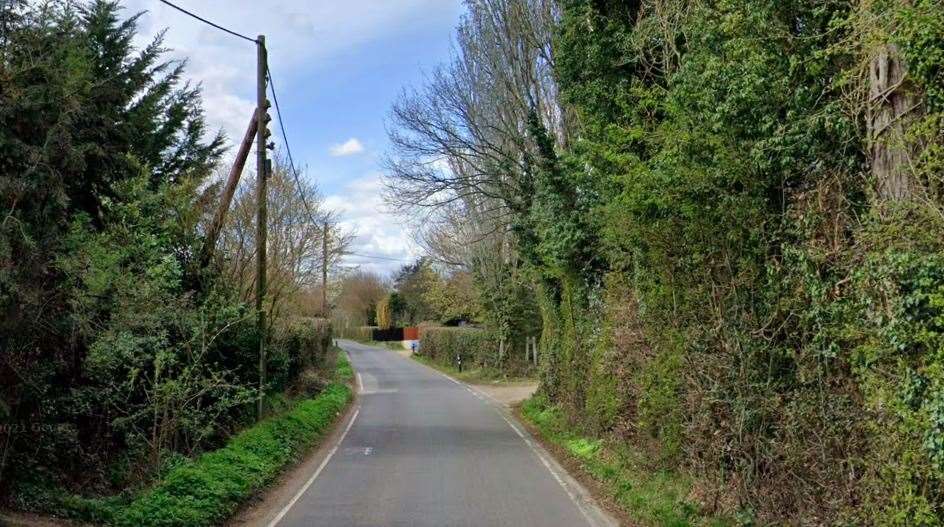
[392,258,440,324]
[418,326,536,377]
[0,0,316,506]
[50,176,259,470]
[475,261,543,347]
[20,355,353,526]
[269,318,334,390]
[897,0,944,111]
[422,270,483,324]
[522,394,729,527]
[534,0,944,523]
[115,381,351,526]
[420,327,499,369]
[376,295,393,330]
[335,325,375,343]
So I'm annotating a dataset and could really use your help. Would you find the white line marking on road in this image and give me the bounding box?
[493,411,602,527]
[457,382,612,527]
[356,372,363,393]
[360,388,399,395]
[267,405,361,527]
[436,369,463,385]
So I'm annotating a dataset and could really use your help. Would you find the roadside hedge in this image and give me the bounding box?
[110,353,353,526]
[25,353,355,526]
[335,325,375,342]
[420,327,497,369]
[270,317,333,388]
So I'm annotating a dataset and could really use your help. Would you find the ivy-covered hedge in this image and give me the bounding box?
[534,1,944,524]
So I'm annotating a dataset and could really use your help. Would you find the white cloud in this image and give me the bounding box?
[120,0,460,147]
[329,138,366,157]
[111,0,456,274]
[324,174,419,276]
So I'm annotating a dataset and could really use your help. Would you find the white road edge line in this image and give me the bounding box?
[347,340,615,527]
[267,405,361,527]
[417,359,611,527]
[356,372,363,393]
[494,407,608,527]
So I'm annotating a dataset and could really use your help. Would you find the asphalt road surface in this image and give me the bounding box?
[273,339,607,527]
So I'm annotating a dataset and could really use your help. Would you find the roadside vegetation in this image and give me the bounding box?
[521,394,730,527]
[14,353,352,526]
[411,352,536,385]
[1,0,350,519]
[416,327,536,381]
[331,262,539,381]
[383,0,944,524]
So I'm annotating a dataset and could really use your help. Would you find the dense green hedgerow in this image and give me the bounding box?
[21,354,353,526]
[269,317,334,389]
[114,354,352,526]
[419,326,537,374]
[382,0,944,522]
[420,327,496,367]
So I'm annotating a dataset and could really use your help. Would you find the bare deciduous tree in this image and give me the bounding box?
[383,0,566,234]
[217,156,354,320]
[333,269,388,327]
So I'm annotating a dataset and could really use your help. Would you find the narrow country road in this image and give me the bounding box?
[272,339,607,527]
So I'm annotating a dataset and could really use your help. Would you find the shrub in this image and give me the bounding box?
[520,394,725,527]
[112,353,353,526]
[419,327,534,374]
[269,317,333,390]
[335,325,375,342]
[26,354,354,526]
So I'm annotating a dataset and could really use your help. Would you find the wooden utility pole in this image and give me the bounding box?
[322,221,329,318]
[255,35,268,420]
[198,111,258,269]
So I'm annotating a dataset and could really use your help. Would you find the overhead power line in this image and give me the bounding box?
[154,4,414,268]
[157,0,258,44]
[266,66,324,231]
[267,67,414,267]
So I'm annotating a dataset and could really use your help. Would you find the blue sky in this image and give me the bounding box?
[124,0,465,275]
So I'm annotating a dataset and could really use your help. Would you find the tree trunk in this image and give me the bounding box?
[868,43,921,201]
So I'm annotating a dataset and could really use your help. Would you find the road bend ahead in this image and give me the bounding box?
[272,339,612,527]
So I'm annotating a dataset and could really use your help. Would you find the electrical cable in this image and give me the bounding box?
[152,5,414,267]
[266,65,324,230]
[268,66,414,266]
[347,252,412,262]
[157,0,258,44]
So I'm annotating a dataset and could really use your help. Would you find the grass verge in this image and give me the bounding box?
[519,394,731,527]
[410,352,535,385]
[16,352,355,526]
